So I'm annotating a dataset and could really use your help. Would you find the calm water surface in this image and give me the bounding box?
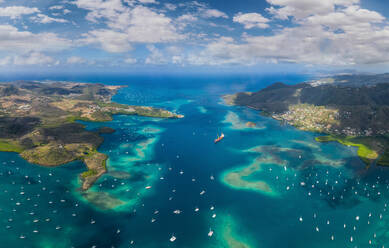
[0,75,388,248]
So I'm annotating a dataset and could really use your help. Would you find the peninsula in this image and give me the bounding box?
[224,74,389,166]
[0,81,183,190]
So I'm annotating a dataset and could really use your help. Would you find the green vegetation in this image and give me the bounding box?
[315,135,379,164]
[21,145,75,166]
[66,115,98,123]
[81,169,98,178]
[0,80,182,190]
[81,152,108,190]
[0,140,24,153]
[228,76,389,168]
[96,101,125,108]
[97,101,183,119]
[99,157,107,170]
[229,77,389,137]
[90,111,113,121]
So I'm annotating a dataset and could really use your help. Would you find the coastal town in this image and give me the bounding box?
[272,104,339,133]
[226,78,389,167]
[272,104,384,137]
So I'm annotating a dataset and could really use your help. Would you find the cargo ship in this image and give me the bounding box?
[214,132,224,143]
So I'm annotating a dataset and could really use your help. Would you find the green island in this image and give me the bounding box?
[224,74,389,166]
[0,81,183,190]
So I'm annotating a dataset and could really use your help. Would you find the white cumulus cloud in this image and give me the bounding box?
[0,25,72,53]
[74,1,184,52]
[0,6,40,19]
[82,29,133,53]
[200,8,228,19]
[233,13,270,29]
[266,0,360,20]
[189,0,389,67]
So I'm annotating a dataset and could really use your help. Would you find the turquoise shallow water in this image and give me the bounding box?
[1,75,389,247]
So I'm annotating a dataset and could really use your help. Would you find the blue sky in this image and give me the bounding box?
[0,0,389,74]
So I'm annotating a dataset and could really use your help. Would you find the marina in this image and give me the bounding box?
[0,75,388,247]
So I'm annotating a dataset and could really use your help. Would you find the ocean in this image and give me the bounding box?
[0,74,388,248]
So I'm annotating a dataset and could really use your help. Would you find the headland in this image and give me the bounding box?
[223,74,389,166]
[0,81,183,190]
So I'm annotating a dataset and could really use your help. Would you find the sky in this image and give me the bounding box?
[0,0,389,74]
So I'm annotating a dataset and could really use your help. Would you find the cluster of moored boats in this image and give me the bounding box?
[2,125,389,247]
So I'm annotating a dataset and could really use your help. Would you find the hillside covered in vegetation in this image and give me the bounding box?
[224,74,389,166]
[0,81,183,190]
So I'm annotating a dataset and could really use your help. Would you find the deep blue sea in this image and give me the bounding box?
[0,74,388,248]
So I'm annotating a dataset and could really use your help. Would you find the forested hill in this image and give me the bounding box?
[228,75,389,136]
[224,74,389,166]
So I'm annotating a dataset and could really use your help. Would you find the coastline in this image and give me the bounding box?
[0,81,183,191]
[223,95,388,167]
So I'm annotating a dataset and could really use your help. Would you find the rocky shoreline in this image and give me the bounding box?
[0,81,183,190]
